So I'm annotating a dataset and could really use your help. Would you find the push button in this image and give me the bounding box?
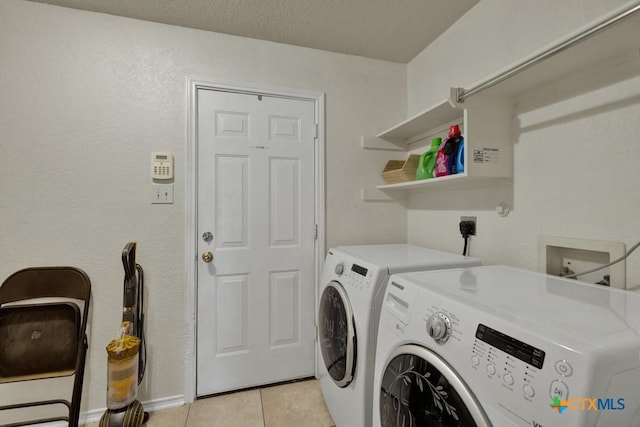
[503,373,515,386]
[523,384,535,398]
[550,380,569,400]
[555,360,573,377]
[486,364,496,377]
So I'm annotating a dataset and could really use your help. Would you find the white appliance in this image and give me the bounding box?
[373,265,640,427]
[318,244,481,427]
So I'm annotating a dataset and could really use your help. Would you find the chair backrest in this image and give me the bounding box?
[0,267,91,305]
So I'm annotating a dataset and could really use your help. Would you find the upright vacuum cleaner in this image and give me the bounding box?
[100,242,149,426]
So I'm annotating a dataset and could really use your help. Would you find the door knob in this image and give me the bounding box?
[202,251,213,263]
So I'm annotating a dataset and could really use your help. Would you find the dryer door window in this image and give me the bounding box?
[379,344,490,427]
[318,281,356,388]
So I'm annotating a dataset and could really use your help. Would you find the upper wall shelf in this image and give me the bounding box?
[377,97,462,145]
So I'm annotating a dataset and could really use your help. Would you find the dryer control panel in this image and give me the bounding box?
[340,262,374,290]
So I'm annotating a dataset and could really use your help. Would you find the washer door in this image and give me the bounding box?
[379,344,490,427]
[318,281,356,388]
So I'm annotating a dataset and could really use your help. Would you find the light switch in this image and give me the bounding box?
[152,183,173,204]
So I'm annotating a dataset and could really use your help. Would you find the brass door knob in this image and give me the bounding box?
[202,251,213,263]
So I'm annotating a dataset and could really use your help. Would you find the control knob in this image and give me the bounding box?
[426,312,452,343]
[335,263,345,276]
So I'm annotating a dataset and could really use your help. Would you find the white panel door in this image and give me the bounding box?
[196,88,317,395]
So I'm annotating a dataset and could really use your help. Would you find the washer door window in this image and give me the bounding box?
[379,345,490,427]
[318,281,356,388]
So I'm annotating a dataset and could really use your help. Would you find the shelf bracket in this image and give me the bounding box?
[452,87,466,105]
[361,187,399,202]
[361,136,405,151]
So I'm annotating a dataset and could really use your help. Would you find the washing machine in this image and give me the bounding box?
[317,244,481,427]
[373,265,640,427]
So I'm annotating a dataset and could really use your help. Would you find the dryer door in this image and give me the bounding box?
[318,281,356,388]
[379,344,490,427]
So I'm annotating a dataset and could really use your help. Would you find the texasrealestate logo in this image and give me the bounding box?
[550,395,625,414]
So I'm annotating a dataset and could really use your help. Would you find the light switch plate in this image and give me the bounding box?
[152,183,173,204]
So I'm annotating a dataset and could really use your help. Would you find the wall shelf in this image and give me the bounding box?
[368,93,513,196]
[377,98,463,145]
[377,174,512,193]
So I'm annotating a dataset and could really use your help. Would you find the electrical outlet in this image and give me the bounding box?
[460,216,476,236]
[538,236,625,289]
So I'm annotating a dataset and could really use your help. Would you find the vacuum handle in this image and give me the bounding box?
[122,242,137,278]
[122,242,137,310]
[123,282,136,310]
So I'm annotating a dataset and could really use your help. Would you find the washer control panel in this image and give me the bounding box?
[468,323,574,404]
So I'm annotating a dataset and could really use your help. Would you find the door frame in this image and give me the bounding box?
[184,77,325,403]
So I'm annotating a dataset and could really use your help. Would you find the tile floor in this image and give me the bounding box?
[84,379,335,427]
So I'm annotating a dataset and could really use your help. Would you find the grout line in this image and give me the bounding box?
[184,402,192,427]
[259,387,267,427]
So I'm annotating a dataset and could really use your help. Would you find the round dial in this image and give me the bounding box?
[334,263,345,276]
[426,312,452,343]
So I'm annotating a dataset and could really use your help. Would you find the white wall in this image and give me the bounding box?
[406,0,640,287]
[0,0,407,416]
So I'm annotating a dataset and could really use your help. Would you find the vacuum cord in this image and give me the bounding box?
[136,264,146,384]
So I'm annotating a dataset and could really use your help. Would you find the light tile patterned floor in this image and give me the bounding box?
[84,379,335,427]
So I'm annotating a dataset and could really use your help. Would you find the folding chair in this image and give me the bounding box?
[0,267,91,427]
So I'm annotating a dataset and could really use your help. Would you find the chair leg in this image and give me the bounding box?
[70,335,88,427]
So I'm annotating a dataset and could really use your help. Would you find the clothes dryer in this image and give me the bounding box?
[374,265,640,427]
[318,244,481,427]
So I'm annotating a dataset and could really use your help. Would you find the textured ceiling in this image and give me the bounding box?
[25,0,479,63]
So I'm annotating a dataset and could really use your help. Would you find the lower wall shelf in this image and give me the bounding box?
[378,172,473,191]
[363,175,512,200]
